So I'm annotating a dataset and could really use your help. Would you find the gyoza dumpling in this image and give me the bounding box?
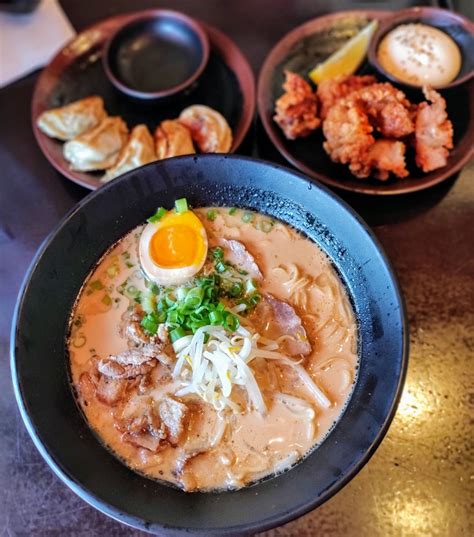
[37,96,107,141]
[155,120,195,159]
[63,117,128,171]
[178,105,232,153]
[102,125,157,182]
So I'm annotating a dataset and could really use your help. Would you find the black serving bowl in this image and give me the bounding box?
[103,10,209,101]
[11,155,408,536]
[368,7,474,91]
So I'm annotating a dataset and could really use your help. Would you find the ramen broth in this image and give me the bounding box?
[69,208,358,491]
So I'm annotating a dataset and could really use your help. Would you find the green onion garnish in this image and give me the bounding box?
[215,261,226,273]
[170,327,186,343]
[101,294,112,306]
[229,207,237,215]
[150,283,161,295]
[207,209,217,221]
[258,219,274,233]
[141,313,159,334]
[242,211,254,223]
[175,198,188,214]
[213,247,224,260]
[90,279,104,290]
[148,207,167,223]
[141,289,156,314]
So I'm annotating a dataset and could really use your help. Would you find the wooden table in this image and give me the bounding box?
[1,1,472,535]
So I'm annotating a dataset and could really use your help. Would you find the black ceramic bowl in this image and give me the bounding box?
[11,155,408,536]
[368,7,474,91]
[103,10,209,101]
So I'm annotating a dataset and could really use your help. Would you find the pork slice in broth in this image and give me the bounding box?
[217,238,263,280]
[252,294,312,356]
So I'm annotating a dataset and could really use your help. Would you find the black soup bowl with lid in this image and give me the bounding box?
[103,10,210,101]
[11,155,408,536]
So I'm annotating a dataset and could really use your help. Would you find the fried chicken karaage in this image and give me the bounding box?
[273,71,320,139]
[415,87,454,173]
[273,70,454,181]
[317,74,376,119]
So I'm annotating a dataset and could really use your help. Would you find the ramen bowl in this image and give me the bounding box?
[11,155,407,535]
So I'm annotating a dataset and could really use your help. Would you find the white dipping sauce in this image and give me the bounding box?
[377,23,462,87]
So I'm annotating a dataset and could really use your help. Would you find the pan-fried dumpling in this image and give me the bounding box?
[63,117,128,171]
[178,105,232,153]
[102,125,156,182]
[37,96,107,141]
[155,120,195,159]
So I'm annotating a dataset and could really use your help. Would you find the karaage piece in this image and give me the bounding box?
[63,117,128,171]
[37,96,107,141]
[317,75,376,119]
[179,105,232,153]
[322,80,413,180]
[415,87,453,172]
[102,125,156,182]
[363,140,409,180]
[322,99,375,178]
[354,83,414,139]
[155,120,195,159]
[273,70,320,140]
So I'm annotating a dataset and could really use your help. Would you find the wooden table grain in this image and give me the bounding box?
[0,1,472,535]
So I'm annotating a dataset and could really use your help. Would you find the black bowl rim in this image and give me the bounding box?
[367,6,474,91]
[10,154,409,535]
[103,9,210,100]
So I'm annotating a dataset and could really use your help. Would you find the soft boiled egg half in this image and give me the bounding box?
[139,201,208,286]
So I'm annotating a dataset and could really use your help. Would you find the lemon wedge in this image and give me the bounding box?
[309,19,378,85]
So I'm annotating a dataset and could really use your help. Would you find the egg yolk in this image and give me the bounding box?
[150,225,199,268]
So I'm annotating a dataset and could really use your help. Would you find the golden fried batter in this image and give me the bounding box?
[317,75,376,119]
[415,87,453,172]
[273,70,320,140]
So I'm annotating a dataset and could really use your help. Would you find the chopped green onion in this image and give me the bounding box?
[141,289,156,314]
[121,251,131,260]
[209,310,223,325]
[185,287,204,308]
[150,283,161,295]
[148,207,167,223]
[207,209,217,221]
[229,207,237,215]
[213,247,224,260]
[157,298,168,312]
[247,293,261,306]
[215,261,226,273]
[165,293,176,307]
[176,287,189,301]
[107,264,119,277]
[170,327,186,343]
[228,282,243,298]
[258,219,274,233]
[101,294,112,306]
[175,198,188,214]
[242,211,255,223]
[167,310,179,324]
[245,279,258,295]
[125,261,134,268]
[117,280,128,295]
[224,313,239,332]
[126,285,139,297]
[72,334,86,348]
[90,279,104,291]
[141,313,159,335]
